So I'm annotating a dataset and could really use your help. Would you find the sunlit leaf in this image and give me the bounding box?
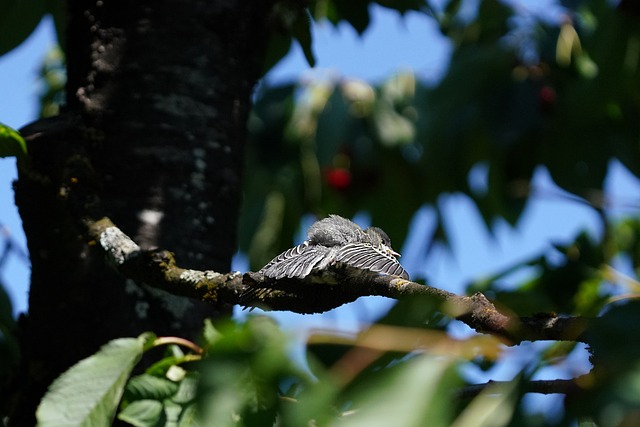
[0,123,27,158]
[36,334,153,427]
[452,379,519,427]
[334,356,459,427]
[117,400,164,427]
[123,374,179,402]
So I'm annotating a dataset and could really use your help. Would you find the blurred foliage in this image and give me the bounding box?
[0,0,66,56]
[5,0,640,425]
[39,317,503,427]
[36,334,155,426]
[0,279,19,393]
[235,1,640,423]
[36,299,640,427]
[38,46,66,118]
[39,298,640,427]
[0,223,26,390]
[241,0,640,274]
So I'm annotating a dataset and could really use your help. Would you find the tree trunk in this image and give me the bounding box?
[8,0,271,424]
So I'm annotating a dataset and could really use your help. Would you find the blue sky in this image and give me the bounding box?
[2,3,640,419]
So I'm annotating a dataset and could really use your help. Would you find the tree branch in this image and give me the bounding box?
[84,216,589,345]
[243,271,589,344]
[86,217,245,304]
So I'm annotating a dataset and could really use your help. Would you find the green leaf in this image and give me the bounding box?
[334,356,459,427]
[0,0,47,56]
[198,317,309,426]
[262,3,315,73]
[332,0,371,35]
[36,334,150,427]
[124,374,179,402]
[280,378,340,427]
[375,0,425,14]
[262,33,293,75]
[575,300,640,425]
[46,0,67,55]
[315,88,351,165]
[177,404,199,427]
[586,300,640,369]
[201,318,222,349]
[0,123,27,158]
[117,400,164,427]
[171,373,199,405]
[292,9,316,67]
[371,101,415,147]
[452,379,519,427]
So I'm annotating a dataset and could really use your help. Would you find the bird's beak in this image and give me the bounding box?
[385,245,401,258]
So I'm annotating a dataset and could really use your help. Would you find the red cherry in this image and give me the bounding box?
[325,168,352,190]
[539,86,556,112]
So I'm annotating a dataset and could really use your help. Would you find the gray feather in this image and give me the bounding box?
[308,215,365,246]
[254,215,409,283]
[336,242,409,279]
[259,243,333,279]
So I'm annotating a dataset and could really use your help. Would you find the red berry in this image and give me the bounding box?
[539,86,556,111]
[325,168,351,190]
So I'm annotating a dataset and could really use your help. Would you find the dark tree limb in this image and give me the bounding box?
[85,215,590,346]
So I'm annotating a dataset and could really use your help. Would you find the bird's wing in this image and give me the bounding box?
[259,242,332,279]
[241,243,331,307]
[335,243,409,279]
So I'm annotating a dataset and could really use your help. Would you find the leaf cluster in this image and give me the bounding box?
[33,307,490,427]
[240,0,640,273]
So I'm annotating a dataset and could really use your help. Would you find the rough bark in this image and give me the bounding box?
[8,0,272,424]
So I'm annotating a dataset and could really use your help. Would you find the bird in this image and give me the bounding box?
[241,215,409,305]
[260,214,409,280]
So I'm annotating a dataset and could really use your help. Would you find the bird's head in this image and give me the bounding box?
[365,226,401,258]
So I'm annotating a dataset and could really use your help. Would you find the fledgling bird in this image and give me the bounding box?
[240,215,409,307]
[258,215,409,281]
[241,215,409,306]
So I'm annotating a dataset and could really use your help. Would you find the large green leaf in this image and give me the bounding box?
[333,356,459,427]
[452,379,519,427]
[36,334,153,427]
[198,317,311,427]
